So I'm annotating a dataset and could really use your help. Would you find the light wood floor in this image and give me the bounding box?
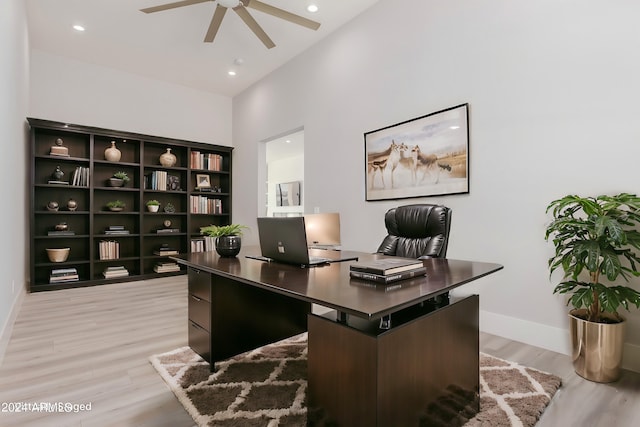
[0,277,639,427]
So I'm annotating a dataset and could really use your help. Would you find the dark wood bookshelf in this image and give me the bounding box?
[28,117,233,292]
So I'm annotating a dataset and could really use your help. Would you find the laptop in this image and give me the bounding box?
[255,217,356,267]
[303,212,341,249]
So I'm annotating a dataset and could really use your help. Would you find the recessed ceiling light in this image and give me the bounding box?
[228,70,237,76]
[73,25,85,32]
[307,5,318,13]
[450,125,460,130]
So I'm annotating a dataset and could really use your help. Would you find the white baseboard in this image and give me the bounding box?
[0,289,24,368]
[480,310,640,374]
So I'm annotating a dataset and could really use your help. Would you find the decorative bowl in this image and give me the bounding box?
[54,222,69,231]
[46,248,70,263]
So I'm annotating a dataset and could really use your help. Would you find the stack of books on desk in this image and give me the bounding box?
[349,257,426,284]
[50,268,79,284]
[103,266,129,278]
[154,261,181,273]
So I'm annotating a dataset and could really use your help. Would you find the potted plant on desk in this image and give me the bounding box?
[544,193,640,382]
[200,224,248,257]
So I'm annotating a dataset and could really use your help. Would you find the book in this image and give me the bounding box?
[349,257,425,275]
[156,228,180,234]
[48,231,76,236]
[349,266,427,284]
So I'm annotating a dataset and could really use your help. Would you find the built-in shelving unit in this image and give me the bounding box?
[29,118,233,292]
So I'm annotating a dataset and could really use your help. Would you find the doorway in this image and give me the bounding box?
[259,129,305,217]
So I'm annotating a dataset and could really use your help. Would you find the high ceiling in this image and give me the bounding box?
[26,0,380,97]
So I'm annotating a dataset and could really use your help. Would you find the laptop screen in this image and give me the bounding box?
[257,217,314,265]
[303,212,341,246]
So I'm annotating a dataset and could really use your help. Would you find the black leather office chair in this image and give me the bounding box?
[376,204,452,259]
[376,204,452,329]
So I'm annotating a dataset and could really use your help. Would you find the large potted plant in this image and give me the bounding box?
[545,193,640,382]
[200,224,248,257]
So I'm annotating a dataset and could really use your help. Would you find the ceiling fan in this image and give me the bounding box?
[141,0,321,49]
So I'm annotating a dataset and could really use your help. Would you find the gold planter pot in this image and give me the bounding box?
[569,309,625,383]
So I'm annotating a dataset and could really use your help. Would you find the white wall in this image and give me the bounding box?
[30,50,232,145]
[233,0,640,371]
[0,0,30,363]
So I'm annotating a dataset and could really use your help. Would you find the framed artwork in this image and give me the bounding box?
[276,181,301,206]
[195,174,211,188]
[364,103,469,201]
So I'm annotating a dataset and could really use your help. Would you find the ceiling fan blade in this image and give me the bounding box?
[204,4,227,42]
[233,6,275,49]
[141,0,211,14]
[245,0,320,31]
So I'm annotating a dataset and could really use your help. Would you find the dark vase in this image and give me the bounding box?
[215,235,241,257]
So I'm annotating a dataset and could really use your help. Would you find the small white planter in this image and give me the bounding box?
[147,205,160,212]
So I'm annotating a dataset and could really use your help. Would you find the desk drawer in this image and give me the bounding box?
[188,320,211,364]
[189,294,210,332]
[188,267,211,302]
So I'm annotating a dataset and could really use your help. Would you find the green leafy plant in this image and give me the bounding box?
[545,193,640,323]
[146,199,160,206]
[106,200,125,209]
[113,171,130,182]
[200,224,248,237]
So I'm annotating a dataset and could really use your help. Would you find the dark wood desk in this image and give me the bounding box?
[173,247,503,426]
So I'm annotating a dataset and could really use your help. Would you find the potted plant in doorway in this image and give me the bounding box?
[544,193,640,382]
[200,224,248,257]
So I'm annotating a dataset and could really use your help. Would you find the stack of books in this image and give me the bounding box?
[189,195,222,214]
[349,257,426,284]
[98,240,120,260]
[154,261,181,273]
[70,166,90,187]
[190,236,215,252]
[146,170,168,191]
[154,244,179,256]
[50,267,79,284]
[104,225,129,235]
[103,266,129,279]
[190,151,222,171]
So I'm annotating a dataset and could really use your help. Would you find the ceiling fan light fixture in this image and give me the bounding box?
[218,0,240,8]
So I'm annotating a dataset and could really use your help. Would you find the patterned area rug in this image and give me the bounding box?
[149,333,561,427]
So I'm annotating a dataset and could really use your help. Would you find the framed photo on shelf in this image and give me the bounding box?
[364,103,469,201]
[195,174,211,189]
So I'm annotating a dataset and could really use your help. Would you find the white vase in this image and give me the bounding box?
[159,148,177,167]
[104,141,122,162]
[147,205,160,212]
